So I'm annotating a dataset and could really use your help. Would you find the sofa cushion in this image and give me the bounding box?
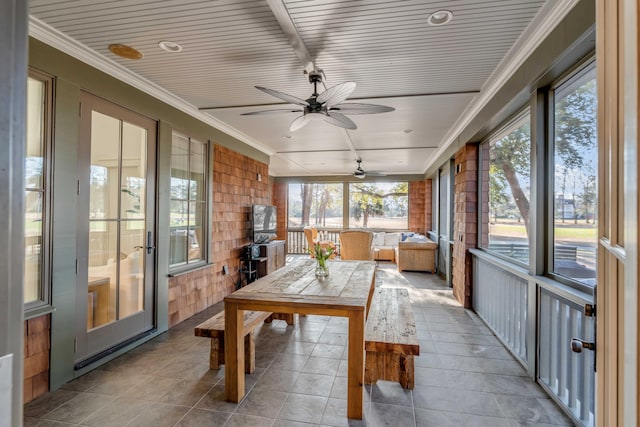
[374,247,396,262]
[383,233,400,247]
[372,232,386,247]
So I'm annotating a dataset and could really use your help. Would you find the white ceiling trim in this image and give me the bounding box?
[422,0,580,173]
[28,15,276,156]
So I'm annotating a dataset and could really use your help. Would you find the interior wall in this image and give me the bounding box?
[167,145,270,327]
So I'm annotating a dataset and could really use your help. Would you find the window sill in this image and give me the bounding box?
[24,304,56,321]
[168,262,215,277]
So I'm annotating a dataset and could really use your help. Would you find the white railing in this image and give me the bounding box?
[286,228,341,255]
[539,289,595,426]
[473,257,528,362]
[471,250,595,427]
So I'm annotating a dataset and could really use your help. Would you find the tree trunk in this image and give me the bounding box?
[500,162,530,235]
[300,184,313,226]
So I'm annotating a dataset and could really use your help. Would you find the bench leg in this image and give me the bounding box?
[210,334,256,374]
[365,351,415,390]
[398,355,414,390]
[211,338,223,369]
[244,332,255,374]
[364,351,379,386]
[264,313,296,325]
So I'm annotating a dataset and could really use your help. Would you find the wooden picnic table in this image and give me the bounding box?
[224,257,376,419]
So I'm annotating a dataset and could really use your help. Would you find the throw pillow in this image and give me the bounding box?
[372,232,385,247]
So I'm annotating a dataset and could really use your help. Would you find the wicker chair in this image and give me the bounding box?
[303,226,336,259]
[339,230,374,261]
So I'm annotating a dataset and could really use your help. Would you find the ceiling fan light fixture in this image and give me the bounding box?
[427,10,453,26]
[158,40,183,52]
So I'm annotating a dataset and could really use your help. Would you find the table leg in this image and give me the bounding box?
[224,301,244,402]
[347,310,365,419]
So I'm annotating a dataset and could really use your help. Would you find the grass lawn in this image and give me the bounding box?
[490,220,597,242]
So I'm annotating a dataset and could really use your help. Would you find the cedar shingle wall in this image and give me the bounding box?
[408,181,426,234]
[452,144,478,308]
[168,145,270,327]
[24,314,50,403]
[272,182,288,251]
[425,178,433,233]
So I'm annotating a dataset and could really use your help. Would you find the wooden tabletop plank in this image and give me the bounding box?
[226,258,376,310]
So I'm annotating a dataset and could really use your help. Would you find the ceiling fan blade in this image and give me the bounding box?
[366,171,387,176]
[330,103,395,115]
[317,82,356,108]
[242,109,303,115]
[255,86,309,106]
[290,115,311,132]
[324,112,357,130]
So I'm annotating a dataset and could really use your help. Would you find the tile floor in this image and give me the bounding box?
[24,263,575,426]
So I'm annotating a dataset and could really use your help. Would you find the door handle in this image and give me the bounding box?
[571,338,595,353]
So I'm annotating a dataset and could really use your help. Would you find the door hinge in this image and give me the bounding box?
[584,304,596,317]
[77,180,80,195]
[75,259,78,274]
[79,102,82,117]
[73,338,77,353]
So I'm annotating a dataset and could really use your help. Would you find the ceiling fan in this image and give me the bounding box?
[353,159,386,179]
[242,71,395,131]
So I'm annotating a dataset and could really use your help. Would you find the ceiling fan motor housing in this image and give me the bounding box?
[307,71,323,83]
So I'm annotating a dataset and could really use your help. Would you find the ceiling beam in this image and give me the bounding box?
[265,0,315,73]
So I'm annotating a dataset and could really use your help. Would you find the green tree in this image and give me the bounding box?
[489,79,596,237]
[488,165,509,222]
[350,183,407,228]
[490,123,531,234]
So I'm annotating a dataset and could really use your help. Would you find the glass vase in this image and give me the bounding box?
[315,259,329,277]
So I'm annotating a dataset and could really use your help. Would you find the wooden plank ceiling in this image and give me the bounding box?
[30,0,549,177]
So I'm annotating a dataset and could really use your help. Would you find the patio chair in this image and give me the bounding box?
[303,226,336,259]
[339,230,374,260]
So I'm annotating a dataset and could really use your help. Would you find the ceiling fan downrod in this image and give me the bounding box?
[308,70,323,97]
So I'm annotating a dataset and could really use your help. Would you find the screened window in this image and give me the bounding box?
[288,183,343,228]
[552,65,597,285]
[24,72,52,307]
[481,112,531,264]
[349,182,408,229]
[170,132,208,269]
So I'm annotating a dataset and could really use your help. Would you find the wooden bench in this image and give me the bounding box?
[365,287,420,389]
[194,309,296,373]
[194,310,273,373]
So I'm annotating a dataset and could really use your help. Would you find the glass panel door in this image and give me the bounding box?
[76,93,156,363]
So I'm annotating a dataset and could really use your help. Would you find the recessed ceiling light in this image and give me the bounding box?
[427,10,453,26]
[404,129,413,134]
[158,40,183,52]
[282,135,292,139]
[108,44,143,59]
